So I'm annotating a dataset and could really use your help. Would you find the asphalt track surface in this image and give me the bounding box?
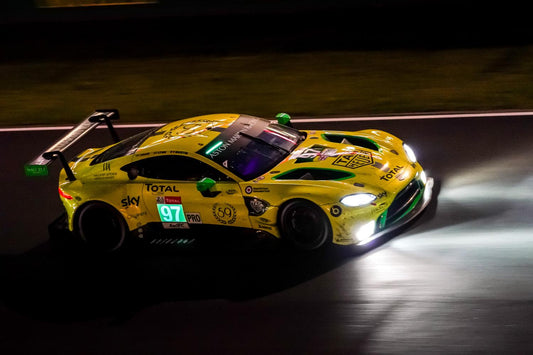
[2,113,533,354]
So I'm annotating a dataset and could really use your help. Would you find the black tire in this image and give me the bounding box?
[279,199,332,251]
[75,202,128,253]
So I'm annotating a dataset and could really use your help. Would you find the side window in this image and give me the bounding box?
[122,155,232,181]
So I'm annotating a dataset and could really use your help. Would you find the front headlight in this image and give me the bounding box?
[419,170,427,185]
[340,193,376,207]
[403,143,417,163]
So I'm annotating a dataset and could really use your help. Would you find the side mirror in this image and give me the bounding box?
[127,167,139,180]
[275,112,292,127]
[196,177,220,197]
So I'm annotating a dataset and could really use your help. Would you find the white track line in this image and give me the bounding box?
[2,111,533,133]
[292,111,533,123]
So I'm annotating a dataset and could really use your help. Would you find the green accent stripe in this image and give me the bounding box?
[386,187,424,226]
[205,141,223,155]
[378,210,388,229]
[272,167,355,181]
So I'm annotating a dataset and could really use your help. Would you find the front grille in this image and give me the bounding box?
[385,179,423,226]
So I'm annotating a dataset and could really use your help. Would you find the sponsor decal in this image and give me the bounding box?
[212,203,237,225]
[330,205,342,217]
[380,165,404,182]
[290,145,338,162]
[186,212,202,224]
[93,172,117,180]
[290,145,374,168]
[128,211,148,219]
[332,151,373,169]
[134,152,150,158]
[158,204,186,223]
[103,162,111,171]
[163,222,190,229]
[157,196,186,223]
[164,196,182,204]
[145,184,180,193]
[121,195,140,207]
[164,120,221,140]
[245,186,269,194]
[376,191,387,199]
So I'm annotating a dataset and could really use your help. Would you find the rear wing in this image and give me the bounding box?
[24,109,121,180]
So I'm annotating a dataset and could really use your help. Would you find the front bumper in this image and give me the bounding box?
[357,177,434,246]
[329,176,434,246]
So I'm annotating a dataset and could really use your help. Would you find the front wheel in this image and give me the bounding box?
[279,199,332,251]
[75,202,128,253]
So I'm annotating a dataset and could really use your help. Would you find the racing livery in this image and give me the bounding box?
[25,110,433,252]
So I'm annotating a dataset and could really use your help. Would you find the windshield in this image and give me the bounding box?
[198,115,305,180]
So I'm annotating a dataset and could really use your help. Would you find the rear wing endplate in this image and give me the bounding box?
[24,109,120,180]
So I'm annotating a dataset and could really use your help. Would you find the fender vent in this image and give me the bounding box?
[274,168,354,181]
[322,134,380,151]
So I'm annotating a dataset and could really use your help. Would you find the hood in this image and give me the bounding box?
[265,129,418,193]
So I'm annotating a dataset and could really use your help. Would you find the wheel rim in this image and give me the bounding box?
[78,204,126,252]
[281,200,330,250]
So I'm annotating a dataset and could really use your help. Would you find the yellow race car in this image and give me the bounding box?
[25,110,433,252]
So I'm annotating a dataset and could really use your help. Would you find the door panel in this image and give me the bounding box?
[141,180,250,230]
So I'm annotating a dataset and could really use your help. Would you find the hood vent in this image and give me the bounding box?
[323,134,380,151]
[274,168,354,181]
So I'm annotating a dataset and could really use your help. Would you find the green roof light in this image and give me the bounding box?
[205,141,223,155]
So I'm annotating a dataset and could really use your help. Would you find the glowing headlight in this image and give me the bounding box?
[403,143,417,163]
[419,170,427,185]
[340,193,376,207]
[355,221,376,244]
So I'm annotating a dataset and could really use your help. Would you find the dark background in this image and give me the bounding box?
[2,0,533,62]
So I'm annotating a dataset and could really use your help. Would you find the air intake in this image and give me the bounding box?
[322,134,380,151]
[274,168,354,181]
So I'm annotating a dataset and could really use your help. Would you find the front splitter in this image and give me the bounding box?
[357,177,434,246]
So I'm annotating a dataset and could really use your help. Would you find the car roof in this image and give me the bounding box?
[135,113,242,154]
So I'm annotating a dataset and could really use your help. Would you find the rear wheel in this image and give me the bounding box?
[279,199,332,251]
[75,202,128,253]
